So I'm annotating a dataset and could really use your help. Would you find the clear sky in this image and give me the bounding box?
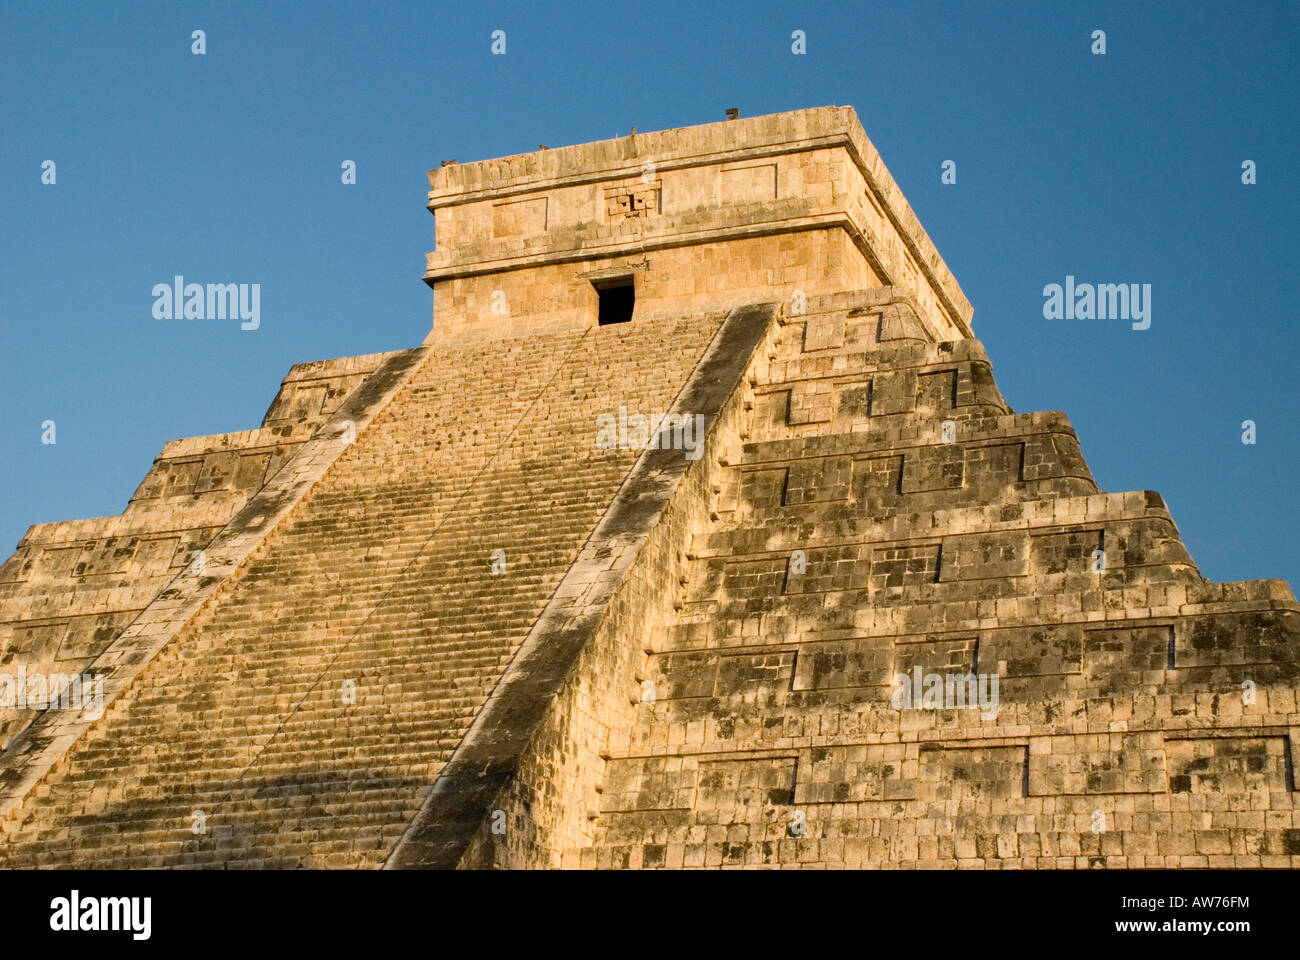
[2,0,1296,588]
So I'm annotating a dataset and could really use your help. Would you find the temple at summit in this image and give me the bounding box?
[0,107,1296,868]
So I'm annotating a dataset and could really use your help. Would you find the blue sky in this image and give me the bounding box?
[2,0,1296,588]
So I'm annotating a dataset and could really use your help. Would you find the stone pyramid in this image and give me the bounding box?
[1,107,1295,869]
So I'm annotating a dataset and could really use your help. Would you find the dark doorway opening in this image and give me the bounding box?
[596,277,635,325]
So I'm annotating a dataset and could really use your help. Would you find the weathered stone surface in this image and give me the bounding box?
[0,107,1294,869]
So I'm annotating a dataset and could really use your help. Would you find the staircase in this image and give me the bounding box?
[0,312,722,867]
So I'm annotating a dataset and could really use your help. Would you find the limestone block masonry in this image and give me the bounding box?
[0,107,1294,868]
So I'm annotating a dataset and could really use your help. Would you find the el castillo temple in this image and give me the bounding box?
[1,107,1296,869]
